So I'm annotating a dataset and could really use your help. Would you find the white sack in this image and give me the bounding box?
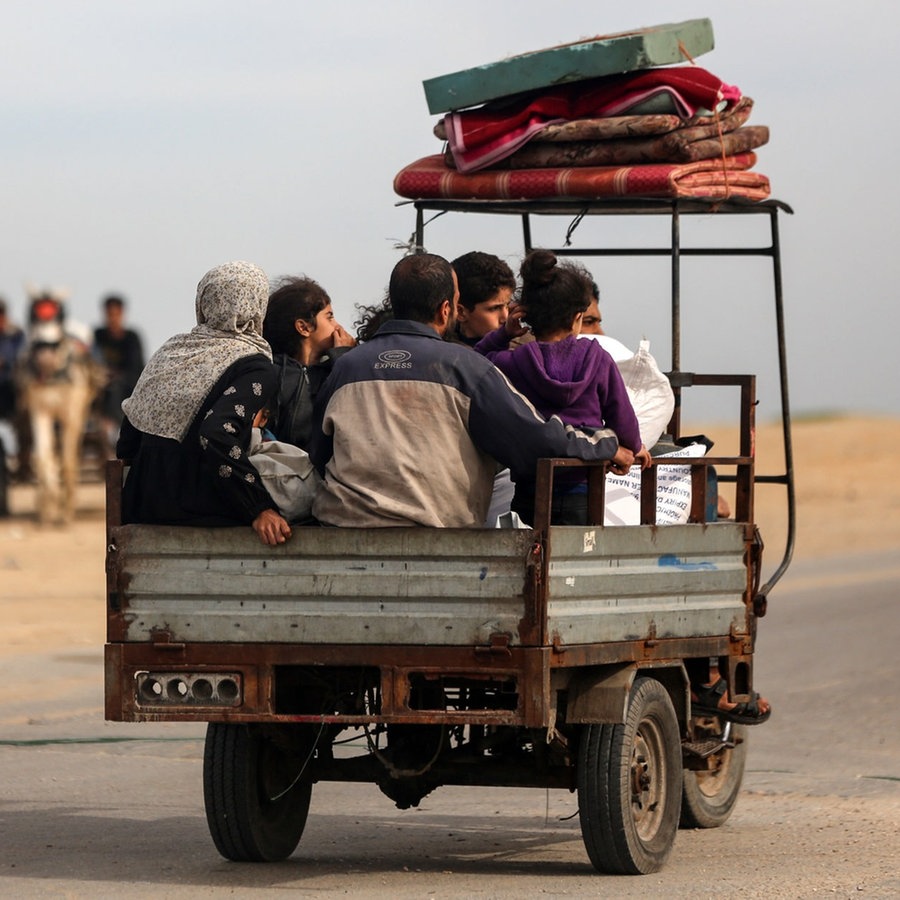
[248,429,322,522]
[579,335,675,449]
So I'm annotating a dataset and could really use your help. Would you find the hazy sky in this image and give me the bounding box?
[1,1,897,420]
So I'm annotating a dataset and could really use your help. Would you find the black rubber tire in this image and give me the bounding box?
[577,677,683,875]
[203,723,312,862]
[680,723,747,829]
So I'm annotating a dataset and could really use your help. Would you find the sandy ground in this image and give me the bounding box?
[3,414,898,657]
[729,413,900,564]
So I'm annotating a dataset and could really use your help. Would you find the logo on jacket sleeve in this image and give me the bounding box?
[375,349,413,369]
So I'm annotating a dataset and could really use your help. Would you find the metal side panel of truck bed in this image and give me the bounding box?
[108,520,750,649]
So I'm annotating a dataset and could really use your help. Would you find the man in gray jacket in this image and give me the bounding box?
[310,254,633,528]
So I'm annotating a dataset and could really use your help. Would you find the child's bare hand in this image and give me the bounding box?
[332,324,357,348]
[635,446,652,469]
[505,303,530,338]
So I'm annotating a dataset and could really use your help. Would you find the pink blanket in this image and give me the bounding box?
[444,66,741,173]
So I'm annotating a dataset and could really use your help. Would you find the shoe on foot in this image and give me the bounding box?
[691,676,771,725]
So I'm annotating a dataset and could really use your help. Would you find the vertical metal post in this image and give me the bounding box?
[759,208,796,594]
[586,464,606,525]
[522,214,533,253]
[639,466,658,525]
[531,459,553,535]
[736,377,755,525]
[670,204,682,436]
[415,206,424,254]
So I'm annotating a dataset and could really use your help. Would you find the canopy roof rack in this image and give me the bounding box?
[406,196,795,603]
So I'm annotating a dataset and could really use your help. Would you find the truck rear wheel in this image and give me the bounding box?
[681,723,747,828]
[577,677,682,875]
[203,723,312,862]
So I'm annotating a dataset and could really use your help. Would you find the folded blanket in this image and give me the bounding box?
[538,96,754,143]
[444,66,741,173]
[435,96,754,146]
[461,125,769,169]
[393,153,770,202]
[437,111,679,143]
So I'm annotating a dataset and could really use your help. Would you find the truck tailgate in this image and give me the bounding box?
[109,522,750,649]
[545,523,749,645]
[109,525,535,646]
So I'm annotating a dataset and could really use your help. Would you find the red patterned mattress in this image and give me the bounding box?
[393,152,770,202]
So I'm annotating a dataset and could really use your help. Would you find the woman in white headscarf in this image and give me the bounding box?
[117,261,292,545]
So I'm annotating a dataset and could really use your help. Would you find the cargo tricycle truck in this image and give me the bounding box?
[104,196,794,874]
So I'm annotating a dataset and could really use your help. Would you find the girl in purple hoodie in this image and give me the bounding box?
[475,249,649,525]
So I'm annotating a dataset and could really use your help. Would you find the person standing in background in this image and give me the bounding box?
[0,297,25,424]
[93,294,144,451]
[0,297,27,499]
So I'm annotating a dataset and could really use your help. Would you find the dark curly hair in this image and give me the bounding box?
[451,251,516,310]
[565,260,600,301]
[353,293,393,343]
[263,276,331,357]
[518,249,592,339]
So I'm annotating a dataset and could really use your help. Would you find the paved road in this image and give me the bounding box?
[1,550,898,898]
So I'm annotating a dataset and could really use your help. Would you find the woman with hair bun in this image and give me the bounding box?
[475,248,649,525]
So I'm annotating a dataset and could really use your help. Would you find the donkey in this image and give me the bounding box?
[16,291,102,525]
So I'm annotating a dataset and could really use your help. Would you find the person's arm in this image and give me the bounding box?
[196,366,291,542]
[598,354,643,454]
[473,326,513,359]
[467,365,619,482]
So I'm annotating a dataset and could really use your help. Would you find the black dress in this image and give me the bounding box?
[117,355,278,527]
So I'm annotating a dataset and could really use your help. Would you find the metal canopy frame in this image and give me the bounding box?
[410,197,795,601]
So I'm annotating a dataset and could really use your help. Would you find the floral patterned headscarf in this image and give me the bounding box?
[122,261,272,441]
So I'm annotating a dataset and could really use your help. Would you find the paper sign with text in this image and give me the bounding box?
[603,443,707,527]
